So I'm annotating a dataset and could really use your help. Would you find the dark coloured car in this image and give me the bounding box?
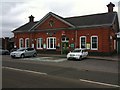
[0,49,10,55]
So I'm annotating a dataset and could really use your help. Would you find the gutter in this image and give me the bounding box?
[13,24,112,33]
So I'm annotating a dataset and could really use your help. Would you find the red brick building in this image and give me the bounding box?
[0,37,14,51]
[12,2,119,55]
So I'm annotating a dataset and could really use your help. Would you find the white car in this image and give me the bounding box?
[10,48,37,58]
[67,48,88,60]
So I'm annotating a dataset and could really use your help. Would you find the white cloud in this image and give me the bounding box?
[118,1,120,27]
[0,0,119,38]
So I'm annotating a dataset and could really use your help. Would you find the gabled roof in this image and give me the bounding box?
[64,12,117,27]
[29,12,75,31]
[13,21,38,32]
[13,12,118,33]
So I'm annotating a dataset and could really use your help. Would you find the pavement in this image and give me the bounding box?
[37,54,120,62]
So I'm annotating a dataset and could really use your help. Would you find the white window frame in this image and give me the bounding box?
[19,38,24,48]
[91,36,98,50]
[80,36,86,49]
[37,38,43,49]
[25,38,30,48]
[47,37,56,49]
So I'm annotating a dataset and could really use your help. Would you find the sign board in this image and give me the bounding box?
[32,44,34,48]
[43,44,46,49]
[70,43,74,48]
[86,43,90,49]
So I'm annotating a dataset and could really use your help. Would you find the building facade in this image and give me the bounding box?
[117,32,120,54]
[12,2,119,55]
[0,37,14,51]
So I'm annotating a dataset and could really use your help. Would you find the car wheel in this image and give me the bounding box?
[21,54,25,58]
[79,56,82,60]
[33,53,37,57]
[11,56,15,59]
[6,52,9,55]
[67,58,70,60]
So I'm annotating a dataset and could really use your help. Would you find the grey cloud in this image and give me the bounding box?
[0,2,25,32]
[0,1,27,37]
[42,0,75,17]
[1,15,24,37]
[1,2,24,15]
[2,18,22,28]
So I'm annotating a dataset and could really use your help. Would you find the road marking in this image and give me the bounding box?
[2,67,47,75]
[23,57,67,62]
[80,79,120,88]
[3,67,119,88]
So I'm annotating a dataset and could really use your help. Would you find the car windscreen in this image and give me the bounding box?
[17,48,25,51]
[72,50,81,52]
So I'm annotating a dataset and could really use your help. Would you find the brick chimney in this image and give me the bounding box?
[29,15,34,22]
[107,2,115,13]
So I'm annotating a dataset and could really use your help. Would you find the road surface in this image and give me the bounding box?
[2,55,120,88]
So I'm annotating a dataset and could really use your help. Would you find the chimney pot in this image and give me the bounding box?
[29,15,34,22]
[107,2,115,13]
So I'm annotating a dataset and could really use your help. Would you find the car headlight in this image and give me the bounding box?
[13,53,20,55]
[76,54,80,56]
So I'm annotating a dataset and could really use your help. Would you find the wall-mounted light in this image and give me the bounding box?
[72,38,74,41]
[110,36,112,40]
[86,34,89,36]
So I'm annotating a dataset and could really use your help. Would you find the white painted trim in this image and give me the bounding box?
[19,38,24,48]
[51,13,74,27]
[80,36,86,49]
[111,13,117,25]
[36,38,43,49]
[46,37,56,49]
[25,38,30,48]
[91,36,98,50]
[29,12,74,31]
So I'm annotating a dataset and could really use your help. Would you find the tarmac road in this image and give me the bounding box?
[2,55,120,88]
[3,68,113,88]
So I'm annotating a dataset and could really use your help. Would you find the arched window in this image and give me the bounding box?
[37,38,43,49]
[61,36,69,42]
[25,38,30,48]
[80,36,86,49]
[19,38,24,48]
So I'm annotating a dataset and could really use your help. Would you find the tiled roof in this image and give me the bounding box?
[64,12,116,27]
[13,21,38,32]
[13,12,117,32]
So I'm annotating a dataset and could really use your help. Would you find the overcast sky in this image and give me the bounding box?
[0,0,119,38]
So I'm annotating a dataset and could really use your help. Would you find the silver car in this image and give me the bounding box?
[10,48,37,58]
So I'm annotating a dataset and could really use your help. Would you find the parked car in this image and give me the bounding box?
[67,48,88,60]
[10,48,37,58]
[0,49,9,55]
